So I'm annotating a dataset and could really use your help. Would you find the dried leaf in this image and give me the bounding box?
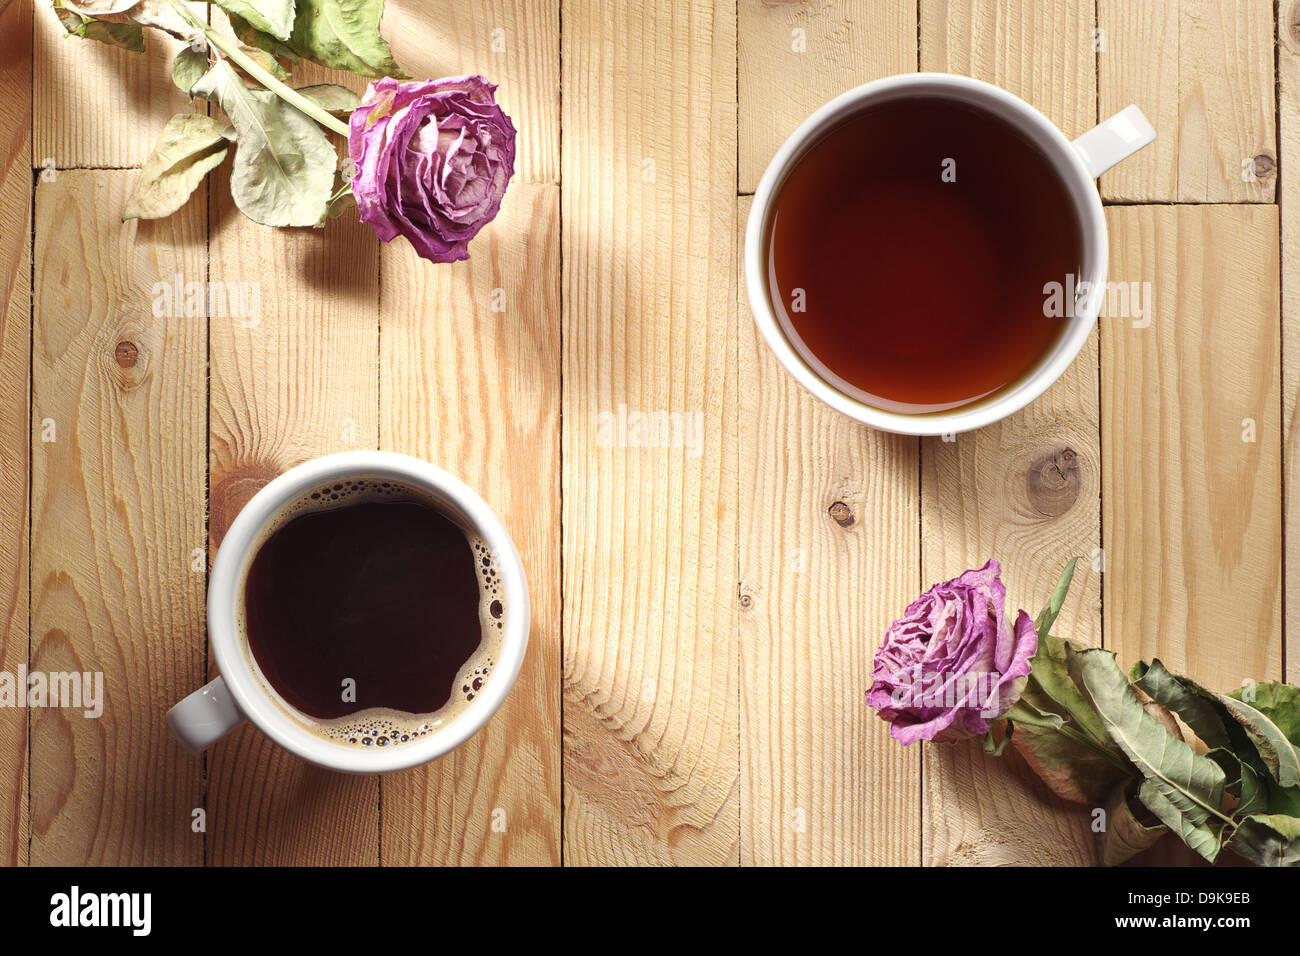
[191,61,336,227]
[287,0,406,78]
[123,113,232,220]
[1099,784,1167,866]
[212,0,295,42]
[171,45,209,93]
[1226,814,1300,867]
[1068,647,1228,862]
[296,83,361,113]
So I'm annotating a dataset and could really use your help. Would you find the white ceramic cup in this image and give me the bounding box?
[167,451,530,773]
[745,72,1155,436]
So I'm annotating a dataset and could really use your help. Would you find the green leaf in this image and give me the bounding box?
[295,83,361,113]
[1229,683,1300,747]
[287,0,406,78]
[1067,647,1229,862]
[1034,557,1078,638]
[1010,634,1134,804]
[123,113,232,221]
[54,2,146,52]
[1226,814,1300,867]
[1023,634,1114,747]
[171,46,209,93]
[1234,757,1268,814]
[1002,697,1063,732]
[1131,659,1232,751]
[1137,779,1223,862]
[212,0,296,42]
[1220,694,1300,788]
[190,61,336,227]
[1099,783,1167,866]
[1264,780,1300,816]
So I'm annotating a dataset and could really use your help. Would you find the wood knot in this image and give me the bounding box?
[1026,447,1081,517]
[1252,153,1275,180]
[739,592,753,610]
[209,463,283,547]
[114,340,139,368]
[103,323,150,390]
[1290,1,1300,46]
[827,500,855,527]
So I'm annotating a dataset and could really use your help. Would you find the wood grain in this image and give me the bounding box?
[736,194,920,866]
[920,0,1098,138]
[33,0,197,169]
[31,171,206,864]
[205,169,381,867]
[384,0,559,184]
[1098,0,1276,202]
[918,0,1101,868]
[736,7,919,865]
[1103,205,1281,686]
[561,0,740,865]
[1280,0,1300,686]
[379,184,561,866]
[0,0,31,867]
[738,0,915,193]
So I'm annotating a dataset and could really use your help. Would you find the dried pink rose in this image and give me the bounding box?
[866,560,1038,745]
[348,75,516,263]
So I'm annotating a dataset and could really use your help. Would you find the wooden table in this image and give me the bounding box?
[0,0,1288,866]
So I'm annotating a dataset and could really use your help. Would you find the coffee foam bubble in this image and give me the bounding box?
[236,477,506,748]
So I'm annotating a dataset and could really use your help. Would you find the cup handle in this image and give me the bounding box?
[168,676,245,752]
[1071,105,1156,179]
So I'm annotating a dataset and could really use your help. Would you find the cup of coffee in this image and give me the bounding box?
[167,451,529,773]
[745,72,1155,435]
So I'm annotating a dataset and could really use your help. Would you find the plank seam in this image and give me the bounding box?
[1275,0,1288,681]
[557,0,566,870]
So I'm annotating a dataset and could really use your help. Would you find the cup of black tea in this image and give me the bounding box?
[745,73,1154,434]
[167,451,529,772]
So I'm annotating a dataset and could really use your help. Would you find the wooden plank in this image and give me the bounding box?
[919,0,1101,867]
[1280,1,1300,686]
[561,0,739,866]
[738,0,915,193]
[1098,0,1275,202]
[33,0,196,169]
[30,170,205,864]
[0,0,31,867]
[736,194,920,866]
[383,0,558,184]
[736,5,918,865]
[378,184,561,866]
[1103,205,1281,685]
[205,167,381,867]
[920,0,1097,138]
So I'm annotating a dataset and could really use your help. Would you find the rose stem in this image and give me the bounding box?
[166,0,351,138]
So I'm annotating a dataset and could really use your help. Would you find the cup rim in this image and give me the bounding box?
[744,71,1108,436]
[207,450,530,773]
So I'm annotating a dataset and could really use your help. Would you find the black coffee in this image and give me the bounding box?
[243,491,493,723]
